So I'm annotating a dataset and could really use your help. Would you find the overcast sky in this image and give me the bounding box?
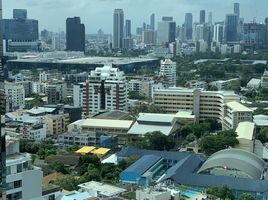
[3,0,268,34]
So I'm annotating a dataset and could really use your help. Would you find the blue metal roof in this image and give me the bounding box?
[123,155,161,175]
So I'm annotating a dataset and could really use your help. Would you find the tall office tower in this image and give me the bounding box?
[113,9,124,49]
[125,19,131,37]
[143,22,146,31]
[3,9,38,52]
[265,18,268,48]
[73,66,127,115]
[150,13,155,31]
[159,59,176,87]
[142,29,156,45]
[157,17,176,45]
[234,3,240,19]
[66,17,85,52]
[213,22,224,43]
[225,14,238,43]
[208,12,213,25]
[185,13,193,40]
[243,23,266,50]
[200,10,206,24]
[13,9,27,19]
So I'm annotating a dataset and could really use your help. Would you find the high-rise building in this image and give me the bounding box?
[184,13,193,40]
[47,81,67,104]
[73,66,127,115]
[157,17,176,45]
[4,82,25,112]
[213,22,224,43]
[3,9,38,52]
[265,17,268,48]
[150,13,155,31]
[13,9,27,19]
[208,12,213,25]
[66,17,85,52]
[142,30,156,45]
[113,9,124,49]
[159,59,176,87]
[125,19,131,38]
[243,23,266,50]
[200,10,206,24]
[234,3,240,20]
[225,14,239,43]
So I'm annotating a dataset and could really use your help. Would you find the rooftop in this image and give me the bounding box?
[78,181,126,197]
[226,101,253,112]
[70,118,133,129]
[253,115,268,127]
[76,146,96,155]
[236,122,255,140]
[27,107,56,115]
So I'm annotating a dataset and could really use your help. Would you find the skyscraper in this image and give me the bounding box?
[150,13,155,31]
[185,13,193,40]
[200,10,206,24]
[157,17,176,45]
[225,14,239,43]
[125,19,131,38]
[234,3,240,19]
[208,12,213,25]
[66,17,85,52]
[213,22,224,43]
[113,9,124,49]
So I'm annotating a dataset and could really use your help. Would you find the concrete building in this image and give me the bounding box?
[213,22,224,43]
[235,121,255,153]
[44,113,69,135]
[184,13,193,40]
[4,81,25,112]
[159,59,176,87]
[136,189,172,200]
[153,88,240,122]
[225,14,239,43]
[46,81,67,104]
[73,66,127,115]
[142,30,156,45]
[261,70,268,88]
[128,78,154,99]
[157,17,176,45]
[222,101,253,130]
[68,118,133,146]
[243,23,266,51]
[6,136,42,199]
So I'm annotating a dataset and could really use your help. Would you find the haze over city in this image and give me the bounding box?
[3,0,268,33]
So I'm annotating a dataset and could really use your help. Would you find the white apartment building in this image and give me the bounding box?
[73,66,127,114]
[222,101,253,130]
[153,88,240,122]
[4,82,25,112]
[128,79,154,98]
[6,136,42,200]
[46,81,67,104]
[159,59,176,87]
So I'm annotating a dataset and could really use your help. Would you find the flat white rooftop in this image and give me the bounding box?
[236,122,255,140]
[27,107,56,115]
[78,181,126,197]
[70,118,133,129]
[226,101,253,112]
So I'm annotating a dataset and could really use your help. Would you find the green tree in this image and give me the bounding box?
[50,161,68,174]
[258,128,268,143]
[207,186,235,200]
[53,175,79,191]
[199,130,239,155]
[239,193,255,200]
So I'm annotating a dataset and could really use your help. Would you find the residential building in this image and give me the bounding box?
[128,78,154,99]
[39,71,62,83]
[122,37,133,50]
[153,88,240,122]
[66,17,85,52]
[261,70,268,88]
[159,59,176,87]
[142,29,156,45]
[125,19,131,37]
[213,22,224,43]
[4,82,25,112]
[73,66,127,115]
[5,136,42,200]
[46,81,67,104]
[186,80,207,89]
[222,101,253,130]
[113,9,124,49]
[44,113,69,135]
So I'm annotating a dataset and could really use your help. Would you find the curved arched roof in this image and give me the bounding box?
[197,148,265,179]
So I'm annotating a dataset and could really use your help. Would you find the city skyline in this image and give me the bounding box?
[3,0,268,34]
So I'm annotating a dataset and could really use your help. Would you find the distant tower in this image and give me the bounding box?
[150,13,155,31]
[185,13,193,40]
[113,9,124,49]
[66,17,85,52]
[234,3,240,19]
[208,12,213,25]
[225,14,239,43]
[13,9,27,19]
[200,10,206,24]
[125,19,131,38]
